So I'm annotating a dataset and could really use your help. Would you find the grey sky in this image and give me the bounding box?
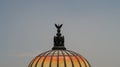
[0,0,120,67]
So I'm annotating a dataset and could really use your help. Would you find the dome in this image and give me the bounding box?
[28,50,90,67]
[28,24,91,67]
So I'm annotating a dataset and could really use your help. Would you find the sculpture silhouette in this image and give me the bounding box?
[52,24,66,50]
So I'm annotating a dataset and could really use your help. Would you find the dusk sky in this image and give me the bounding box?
[0,0,120,67]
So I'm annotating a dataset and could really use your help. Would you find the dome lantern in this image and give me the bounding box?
[28,24,91,67]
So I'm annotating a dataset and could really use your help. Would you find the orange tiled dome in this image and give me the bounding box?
[28,24,91,67]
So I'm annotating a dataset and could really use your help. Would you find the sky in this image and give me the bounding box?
[0,0,120,67]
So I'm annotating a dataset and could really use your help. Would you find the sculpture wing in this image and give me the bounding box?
[59,24,63,28]
[55,24,63,29]
[55,24,58,28]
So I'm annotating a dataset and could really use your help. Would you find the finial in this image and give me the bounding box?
[52,24,66,50]
[55,24,63,37]
[55,24,63,29]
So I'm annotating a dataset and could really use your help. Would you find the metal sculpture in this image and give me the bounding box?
[52,24,66,50]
